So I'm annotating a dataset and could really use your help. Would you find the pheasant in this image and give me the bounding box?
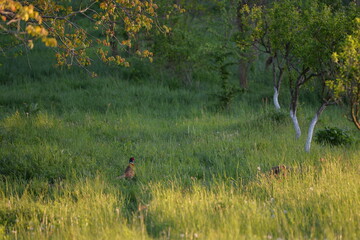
[117,157,135,179]
[269,165,292,178]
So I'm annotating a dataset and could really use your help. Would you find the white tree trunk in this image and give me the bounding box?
[305,102,328,152]
[305,114,318,152]
[273,87,281,111]
[290,110,301,139]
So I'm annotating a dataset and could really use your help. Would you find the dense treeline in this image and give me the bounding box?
[2,0,358,150]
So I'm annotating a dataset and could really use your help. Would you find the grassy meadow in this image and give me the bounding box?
[0,52,359,240]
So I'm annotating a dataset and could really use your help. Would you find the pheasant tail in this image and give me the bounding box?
[116,174,126,179]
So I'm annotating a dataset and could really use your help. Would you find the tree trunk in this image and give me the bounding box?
[289,68,313,139]
[272,59,283,111]
[351,102,360,130]
[273,87,280,111]
[290,80,301,139]
[238,59,249,89]
[305,102,328,152]
[110,22,118,56]
[290,109,301,139]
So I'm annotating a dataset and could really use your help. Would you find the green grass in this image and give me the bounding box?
[0,55,359,239]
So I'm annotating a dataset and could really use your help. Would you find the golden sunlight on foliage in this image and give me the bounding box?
[329,18,360,130]
[0,0,57,49]
[0,0,171,71]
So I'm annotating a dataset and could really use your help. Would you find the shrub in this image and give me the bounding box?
[315,127,352,146]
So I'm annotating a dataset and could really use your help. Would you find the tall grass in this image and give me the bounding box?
[0,52,359,239]
[148,160,360,239]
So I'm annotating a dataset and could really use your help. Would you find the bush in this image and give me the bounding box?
[315,127,352,146]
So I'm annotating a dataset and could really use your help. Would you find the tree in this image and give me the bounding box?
[239,0,357,151]
[236,0,267,89]
[300,1,359,152]
[0,0,57,48]
[329,17,360,131]
[238,1,295,112]
[0,0,160,74]
[238,1,311,137]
